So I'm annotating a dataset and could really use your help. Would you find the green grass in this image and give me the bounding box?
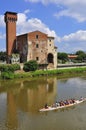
[14,67,86,79]
[1,67,86,80]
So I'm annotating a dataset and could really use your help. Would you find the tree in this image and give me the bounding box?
[76,53,86,62]
[76,50,85,55]
[58,52,68,63]
[75,50,86,62]
[0,51,6,61]
[23,60,38,72]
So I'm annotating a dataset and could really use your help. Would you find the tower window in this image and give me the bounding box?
[36,57,39,61]
[36,35,39,39]
[36,44,39,48]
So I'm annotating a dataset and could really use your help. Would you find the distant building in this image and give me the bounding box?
[68,54,78,61]
[4,11,57,69]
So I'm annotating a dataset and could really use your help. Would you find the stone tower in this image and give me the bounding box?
[4,11,17,63]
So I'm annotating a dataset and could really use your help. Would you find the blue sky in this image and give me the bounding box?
[0,0,86,53]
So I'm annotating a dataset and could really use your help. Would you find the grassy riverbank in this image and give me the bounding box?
[14,67,86,79]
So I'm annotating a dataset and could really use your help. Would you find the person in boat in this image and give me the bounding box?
[70,99,74,104]
[64,100,69,105]
[71,99,75,103]
[66,99,74,104]
[51,101,59,108]
[55,101,58,107]
[79,96,84,101]
[59,101,65,106]
[57,102,60,107]
[52,103,56,108]
[45,103,48,109]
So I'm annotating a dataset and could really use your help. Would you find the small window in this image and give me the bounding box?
[36,44,39,48]
[36,35,39,39]
[49,44,51,46]
[49,39,51,42]
[36,57,39,61]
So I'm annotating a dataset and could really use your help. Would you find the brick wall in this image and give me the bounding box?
[4,12,17,63]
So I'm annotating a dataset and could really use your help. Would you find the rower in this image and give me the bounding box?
[55,101,58,107]
[45,103,48,109]
[79,96,83,101]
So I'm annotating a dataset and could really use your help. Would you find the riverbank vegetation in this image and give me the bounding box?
[0,57,86,80]
[0,64,20,79]
[23,60,38,72]
[0,61,86,80]
[13,67,86,79]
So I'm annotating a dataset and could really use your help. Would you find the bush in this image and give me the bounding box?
[1,71,14,79]
[0,65,8,72]
[11,64,20,71]
[0,64,20,72]
[0,64,20,79]
[23,60,38,72]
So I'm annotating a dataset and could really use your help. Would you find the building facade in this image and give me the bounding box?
[4,11,57,69]
[17,31,57,69]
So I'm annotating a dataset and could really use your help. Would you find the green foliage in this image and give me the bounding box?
[0,51,6,61]
[1,71,14,79]
[0,64,20,72]
[14,67,86,79]
[11,64,20,71]
[0,65,8,72]
[58,50,86,63]
[58,52,68,63]
[0,64,20,79]
[23,60,38,72]
[76,50,85,55]
[75,50,86,62]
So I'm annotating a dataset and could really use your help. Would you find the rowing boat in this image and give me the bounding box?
[39,98,86,112]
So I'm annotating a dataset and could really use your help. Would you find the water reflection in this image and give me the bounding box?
[0,77,86,130]
[0,77,57,130]
[6,92,18,130]
[15,77,57,113]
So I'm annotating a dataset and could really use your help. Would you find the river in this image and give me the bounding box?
[0,76,86,130]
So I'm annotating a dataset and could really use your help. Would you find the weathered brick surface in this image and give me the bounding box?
[17,31,48,63]
[4,12,17,57]
[17,30,57,69]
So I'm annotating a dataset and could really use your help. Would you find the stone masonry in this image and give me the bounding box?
[17,30,57,69]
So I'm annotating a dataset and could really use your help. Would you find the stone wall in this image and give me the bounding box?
[17,31,57,69]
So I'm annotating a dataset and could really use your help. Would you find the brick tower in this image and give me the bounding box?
[4,11,17,63]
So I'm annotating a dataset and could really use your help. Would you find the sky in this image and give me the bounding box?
[0,0,86,53]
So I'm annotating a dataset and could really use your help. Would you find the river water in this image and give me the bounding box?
[0,76,86,130]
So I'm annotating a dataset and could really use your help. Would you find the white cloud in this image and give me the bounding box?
[25,0,86,22]
[24,9,30,14]
[57,30,86,52]
[17,13,27,26]
[0,15,5,27]
[62,30,86,42]
[0,33,5,39]
[17,12,56,37]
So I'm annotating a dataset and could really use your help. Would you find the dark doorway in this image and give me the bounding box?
[47,53,53,63]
